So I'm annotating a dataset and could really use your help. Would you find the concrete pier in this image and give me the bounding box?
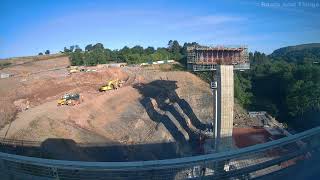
[216,65,234,151]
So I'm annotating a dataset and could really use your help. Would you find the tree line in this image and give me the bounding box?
[64,40,198,66]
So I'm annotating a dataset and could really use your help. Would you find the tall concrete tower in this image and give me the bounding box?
[187,45,249,152]
[216,65,234,150]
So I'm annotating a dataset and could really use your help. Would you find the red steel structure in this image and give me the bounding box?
[187,45,249,71]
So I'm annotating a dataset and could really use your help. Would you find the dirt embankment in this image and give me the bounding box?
[0,60,257,161]
[1,63,213,141]
[0,56,128,130]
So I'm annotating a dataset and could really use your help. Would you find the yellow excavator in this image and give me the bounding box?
[57,93,81,106]
[99,79,123,92]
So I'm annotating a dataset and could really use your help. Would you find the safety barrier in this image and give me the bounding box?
[0,127,319,179]
[188,63,250,71]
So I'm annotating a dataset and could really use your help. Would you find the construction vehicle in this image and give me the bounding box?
[99,79,124,92]
[68,66,80,74]
[57,93,81,106]
[119,63,127,67]
[107,63,127,68]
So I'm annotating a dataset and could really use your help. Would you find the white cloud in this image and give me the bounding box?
[168,15,246,30]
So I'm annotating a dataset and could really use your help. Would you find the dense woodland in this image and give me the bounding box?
[236,45,320,131]
[64,42,320,131]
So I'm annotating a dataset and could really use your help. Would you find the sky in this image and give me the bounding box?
[1,0,320,58]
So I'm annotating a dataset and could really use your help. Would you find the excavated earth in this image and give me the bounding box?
[0,57,256,161]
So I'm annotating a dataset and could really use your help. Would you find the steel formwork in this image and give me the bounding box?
[0,127,319,180]
[187,45,249,71]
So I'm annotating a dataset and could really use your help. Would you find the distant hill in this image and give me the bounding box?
[0,53,67,70]
[0,53,66,62]
[270,43,320,63]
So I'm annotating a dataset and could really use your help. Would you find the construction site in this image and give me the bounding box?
[0,47,319,180]
[0,45,293,163]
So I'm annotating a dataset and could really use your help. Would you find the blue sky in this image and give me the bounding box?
[1,0,320,58]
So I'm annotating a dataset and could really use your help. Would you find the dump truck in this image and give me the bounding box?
[99,79,124,92]
[57,93,81,106]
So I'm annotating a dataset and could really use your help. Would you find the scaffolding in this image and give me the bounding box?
[187,45,249,71]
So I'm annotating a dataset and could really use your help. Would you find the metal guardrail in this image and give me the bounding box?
[187,45,248,51]
[0,127,319,179]
[188,63,250,71]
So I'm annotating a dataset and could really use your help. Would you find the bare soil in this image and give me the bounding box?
[0,58,256,160]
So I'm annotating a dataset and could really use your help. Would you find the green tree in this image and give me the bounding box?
[235,72,253,108]
[85,44,93,51]
[93,43,104,50]
[145,47,155,54]
[70,50,84,65]
[168,40,181,54]
[131,45,144,54]
[64,47,71,53]
[70,45,75,52]
[45,50,50,55]
[74,47,82,52]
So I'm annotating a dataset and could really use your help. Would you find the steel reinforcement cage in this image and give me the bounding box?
[187,45,250,71]
[0,127,319,179]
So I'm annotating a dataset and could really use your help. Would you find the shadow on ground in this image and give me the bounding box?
[0,138,190,161]
[133,80,212,156]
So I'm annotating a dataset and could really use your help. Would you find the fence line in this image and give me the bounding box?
[0,127,319,179]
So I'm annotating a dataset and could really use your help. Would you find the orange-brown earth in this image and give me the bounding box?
[0,57,214,145]
[0,56,260,161]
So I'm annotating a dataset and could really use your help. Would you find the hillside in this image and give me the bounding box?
[270,43,320,63]
[0,53,67,70]
[0,54,263,161]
